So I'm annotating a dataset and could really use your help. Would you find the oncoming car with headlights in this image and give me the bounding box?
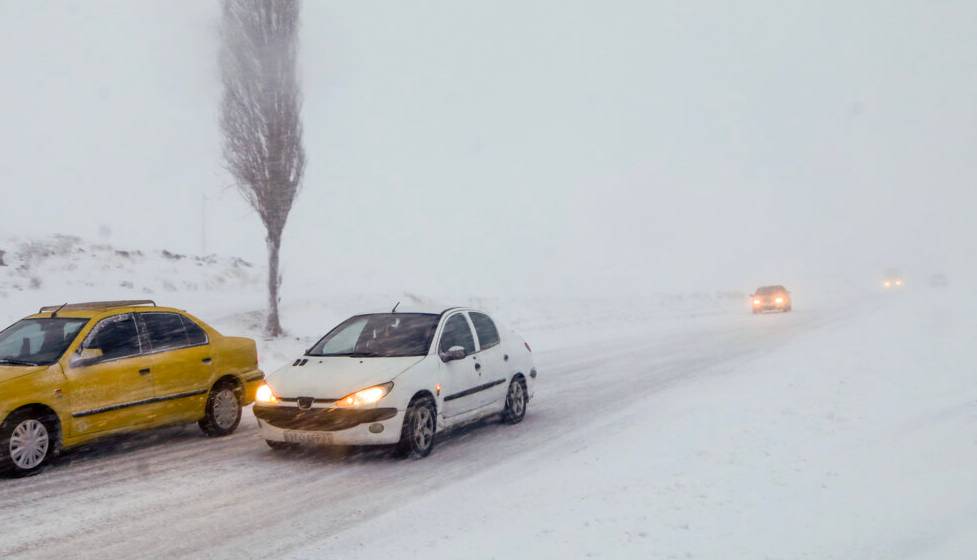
[751,285,792,314]
[254,308,536,458]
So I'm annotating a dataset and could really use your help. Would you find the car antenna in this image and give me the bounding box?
[391,301,400,313]
[50,303,68,318]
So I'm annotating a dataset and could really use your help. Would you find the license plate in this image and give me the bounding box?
[284,430,334,446]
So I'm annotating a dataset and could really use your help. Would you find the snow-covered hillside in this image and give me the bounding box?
[0,235,756,369]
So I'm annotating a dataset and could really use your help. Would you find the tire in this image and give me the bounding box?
[394,396,437,459]
[502,377,528,425]
[0,409,57,477]
[199,381,242,437]
[265,440,297,451]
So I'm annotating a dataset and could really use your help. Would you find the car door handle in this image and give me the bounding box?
[138,368,151,376]
[202,357,213,365]
[474,363,482,371]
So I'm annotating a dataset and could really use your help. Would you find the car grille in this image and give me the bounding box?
[254,406,397,431]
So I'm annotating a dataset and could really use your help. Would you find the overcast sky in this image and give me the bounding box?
[1,0,975,297]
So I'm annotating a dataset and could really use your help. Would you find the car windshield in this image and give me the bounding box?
[0,318,89,366]
[307,313,440,358]
[756,286,785,295]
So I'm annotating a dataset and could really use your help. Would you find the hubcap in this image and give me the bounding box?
[9,419,49,470]
[412,406,434,450]
[508,382,525,417]
[213,389,240,429]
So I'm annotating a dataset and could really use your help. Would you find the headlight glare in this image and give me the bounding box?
[335,382,393,408]
[255,383,279,404]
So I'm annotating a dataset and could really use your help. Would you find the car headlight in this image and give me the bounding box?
[775,297,784,305]
[335,382,393,408]
[255,383,279,404]
[753,298,761,305]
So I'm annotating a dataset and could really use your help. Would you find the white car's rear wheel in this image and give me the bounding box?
[502,377,528,424]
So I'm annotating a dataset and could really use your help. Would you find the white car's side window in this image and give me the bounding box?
[439,314,476,356]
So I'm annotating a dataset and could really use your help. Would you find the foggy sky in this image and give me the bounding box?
[2,0,976,298]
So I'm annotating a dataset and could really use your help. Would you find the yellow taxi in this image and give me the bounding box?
[0,300,263,476]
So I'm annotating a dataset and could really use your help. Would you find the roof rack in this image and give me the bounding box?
[39,300,157,313]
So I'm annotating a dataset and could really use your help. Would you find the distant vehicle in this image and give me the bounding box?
[0,300,263,477]
[929,273,949,288]
[751,286,792,314]
[882,270,904,290]
[254,307,536,458]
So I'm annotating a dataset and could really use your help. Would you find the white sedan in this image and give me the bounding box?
[253,307,537,458]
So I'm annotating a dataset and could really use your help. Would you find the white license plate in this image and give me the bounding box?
[284,430,334,446]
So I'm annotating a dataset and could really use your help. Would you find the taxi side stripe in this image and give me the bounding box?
[72,389,208,418]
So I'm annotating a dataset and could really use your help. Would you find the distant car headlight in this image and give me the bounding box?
[335,382,394,408]
[883,281,892,288]
[895,279,903,286]
[775,297,784,305]
[255,383,279,404]
[753,298,761,305]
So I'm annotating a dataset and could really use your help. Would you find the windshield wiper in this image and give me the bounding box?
[0,358,41,366]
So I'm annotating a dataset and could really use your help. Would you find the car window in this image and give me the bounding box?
[308,314,440,357]
[0,318,88,365]
[439,314,476,355]
[84,314,141,361]
[137,313,190,352]
[315,317,369,355]
[469,312,500,350]
[181,316,209,346]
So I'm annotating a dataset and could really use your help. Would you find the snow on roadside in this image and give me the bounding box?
[296,290,977,560]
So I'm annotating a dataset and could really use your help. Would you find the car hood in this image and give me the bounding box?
[266,356,425,399]
[0,364,47,384]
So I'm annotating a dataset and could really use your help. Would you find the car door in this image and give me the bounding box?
[64,313,156,435]
[468,312,509,407]
[438,313,481,418]
[135,312,214,422]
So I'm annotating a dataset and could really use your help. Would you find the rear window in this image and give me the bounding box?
[137,313,190,352]
[469,312,500,350]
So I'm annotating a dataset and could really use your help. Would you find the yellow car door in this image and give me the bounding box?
[63,313,156,435]
[135,312,214,421]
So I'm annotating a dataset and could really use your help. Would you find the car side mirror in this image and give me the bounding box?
[440,345,467,362]
[71,347,103,368]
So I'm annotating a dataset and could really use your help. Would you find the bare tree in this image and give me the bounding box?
[220,0,305,337]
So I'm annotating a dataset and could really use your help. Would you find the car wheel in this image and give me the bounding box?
[394,396,437,459]
[265,440,297,451]
[0,410,56,477]
[502,377,528,425]
[199,381,242,437]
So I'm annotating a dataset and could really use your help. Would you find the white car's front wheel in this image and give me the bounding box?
[395,396,436,459]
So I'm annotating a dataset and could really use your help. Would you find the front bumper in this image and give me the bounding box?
[255,405,404,446]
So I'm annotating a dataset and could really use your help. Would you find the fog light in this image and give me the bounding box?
[369,423,384,434]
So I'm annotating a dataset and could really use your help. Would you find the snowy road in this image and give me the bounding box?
[3,299,947,560]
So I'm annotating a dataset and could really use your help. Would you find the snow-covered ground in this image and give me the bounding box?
[1,237,973,559]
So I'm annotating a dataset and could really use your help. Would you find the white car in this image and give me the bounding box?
[253,307,537,458]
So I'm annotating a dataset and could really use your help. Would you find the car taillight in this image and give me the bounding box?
[524,341,532,352]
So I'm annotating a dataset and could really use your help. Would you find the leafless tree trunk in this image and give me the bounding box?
[220,0,305,337]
